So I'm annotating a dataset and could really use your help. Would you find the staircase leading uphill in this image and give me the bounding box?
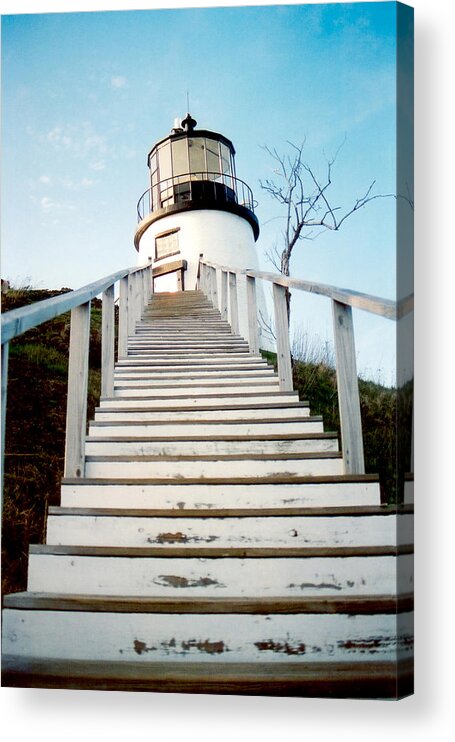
[2,290,413,697]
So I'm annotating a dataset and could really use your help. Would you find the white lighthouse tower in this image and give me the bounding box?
[134,113,264,342]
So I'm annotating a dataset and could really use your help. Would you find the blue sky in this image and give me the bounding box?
[1,1,409,384]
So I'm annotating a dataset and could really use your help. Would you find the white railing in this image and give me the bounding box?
[1,263,153,498]
[198,258,413,476]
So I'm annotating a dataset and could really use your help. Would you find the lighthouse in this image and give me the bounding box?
[134,113,264,343]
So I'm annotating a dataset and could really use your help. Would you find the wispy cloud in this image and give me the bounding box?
[90,160,106,171]
[111,75,127,89]
[61,177,94,190]
[40,196,75,213]
[44,123,108,159]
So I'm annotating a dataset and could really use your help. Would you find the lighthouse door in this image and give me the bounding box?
[152,259,187,293]
[153,271,179,293]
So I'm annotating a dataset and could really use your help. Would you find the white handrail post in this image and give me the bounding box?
[229,271,239,335]
[332,299,365,474]
[273,282,293,391]
[199,262,205,294]
[221,270,228,322]
[127,273,136,337]
[206,265,213,304]
[246,275,259,353]
[101,284,115,398]
[211,266,218,309]
[64,301,91,479]
[137,270,144,320]
[145,264,153,304]
[118,276,129,359]
[1,341,10,507]
[148,262,155,301]
[133,271,141,326]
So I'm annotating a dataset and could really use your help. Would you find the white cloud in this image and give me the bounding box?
[44,123,107,158]
[39,175,51,184]
[60,177,95,191]
[40,196,75,213]
[111,76,127,89]
[90,160,106,171]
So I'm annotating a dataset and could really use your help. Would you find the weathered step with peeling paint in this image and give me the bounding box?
[94,406,312,425]
[84,433,338,457]
[101,390,299,404]
[1,604,413,666]
[113,379,281,392]
[113,383,282,398]
[25,544,413,597]
[127,350,253,359]
[126,339,251,348]
[114,361,272,373]
[97,399,306,415]
[114,368,277,381]
[84,451,344,479]
[45,505,413,549]
[116,355,269,367]
[88,418,325,438]
[60,475,382,509]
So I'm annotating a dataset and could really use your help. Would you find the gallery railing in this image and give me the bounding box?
[137,171,256,221]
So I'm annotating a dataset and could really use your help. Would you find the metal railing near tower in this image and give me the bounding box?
[198,257,413,477]
[1,263,153,505]
[136,171,256,221]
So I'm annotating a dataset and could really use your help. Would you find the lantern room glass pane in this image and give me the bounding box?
[172,138,188,176]
[158,142,172,183]
[206,138,221,176]
[188,138,206,175]
[220,142,232,175]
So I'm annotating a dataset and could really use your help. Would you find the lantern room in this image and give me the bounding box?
[135,113,259,246]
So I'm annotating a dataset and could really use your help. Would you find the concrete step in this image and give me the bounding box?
[60,475,382,509]
[84,451,344,479]
[25,544,413,597]
[2,605,413,666]
[45,506,413,549]
[84,434,339,457]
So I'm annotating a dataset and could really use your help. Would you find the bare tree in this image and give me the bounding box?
[260,139,403,319]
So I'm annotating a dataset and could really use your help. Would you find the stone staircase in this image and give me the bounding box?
[1,290,413,697]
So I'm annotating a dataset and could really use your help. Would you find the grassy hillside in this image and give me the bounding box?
[1,288,411,596]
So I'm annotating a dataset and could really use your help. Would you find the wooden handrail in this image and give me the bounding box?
[198,258,413,476]
[1,263,153,499]
[1,268,134,345]
[200,260,413,321]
